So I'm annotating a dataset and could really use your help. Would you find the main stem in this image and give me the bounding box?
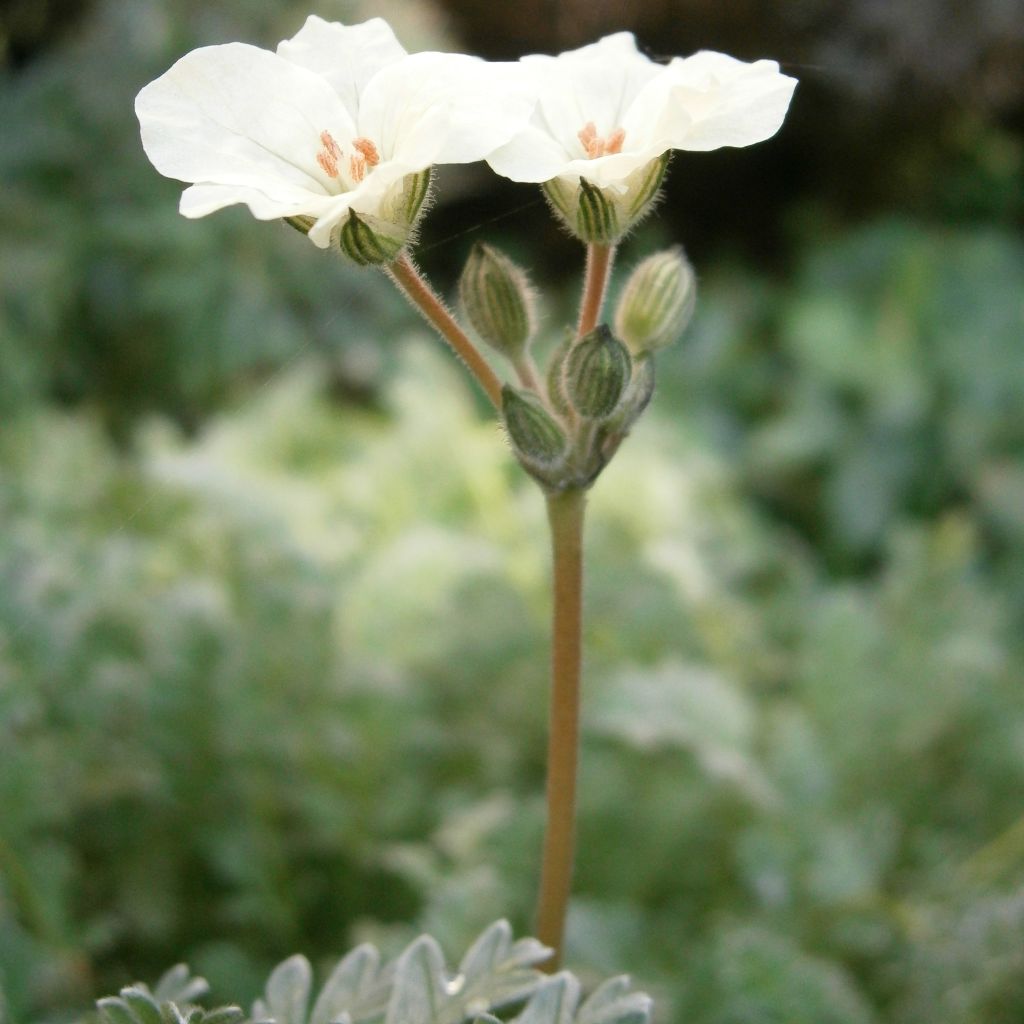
[535,486,586,968]
[576,243,616,338]
[385,253,503,411]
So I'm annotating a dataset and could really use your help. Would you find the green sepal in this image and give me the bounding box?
[625,152,669,221]
[541,153,670,244]
[564,326,632,419]
[284,215,316,235]
[576,179,619,245]
[399,168,433,226]
[338,211,405,266]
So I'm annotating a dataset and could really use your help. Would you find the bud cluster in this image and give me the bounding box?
[467,244,697,490]
[501,322,658,489]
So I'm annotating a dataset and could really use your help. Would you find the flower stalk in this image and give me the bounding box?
[535,486,587,968]
[384,254,503,410]
[576,244,616,338]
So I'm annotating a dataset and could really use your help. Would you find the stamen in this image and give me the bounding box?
[316,130,342,178]
[348,137,381,184]
[353,137,380,167]
[577,121,626,159]
[578,122,599,158]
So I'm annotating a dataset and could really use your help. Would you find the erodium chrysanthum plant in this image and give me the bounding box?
[129,15,795,1020]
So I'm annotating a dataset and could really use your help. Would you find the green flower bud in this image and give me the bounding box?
[459,243,536,360]
[542,154,669,244]
[614,246,696,354]
[333,169,433,265]
[611,353,657,432]
[502,385,569,475]
[564,326,632,419]
[545,333,573,419]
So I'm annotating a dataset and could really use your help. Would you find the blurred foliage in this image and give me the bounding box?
[3,315,1024,1022]
[3,2,1024,1024]
[650,220,1024,570]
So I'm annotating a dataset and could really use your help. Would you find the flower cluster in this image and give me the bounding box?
[137,17,796,258]
[137,16,796,490]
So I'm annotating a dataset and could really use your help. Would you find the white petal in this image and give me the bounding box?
[660,52,798,150]
[136,41,358,199]
[557,147,671,189]
[359,52,536,167]
[276,16,407,123]
[485,124,575,183]
[620,68,696,151]
[179,182,335,221]
[307,195,356,248]
[527,33,661,153]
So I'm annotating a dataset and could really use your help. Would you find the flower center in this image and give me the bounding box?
[316,131,381,186]
[577,122,626,159]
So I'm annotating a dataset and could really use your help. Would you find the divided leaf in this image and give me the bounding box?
[509,974,651,1024]
[95,925,646,1024]
[259,956,313,1024]
[512,974,580,1024]
[154,967,210,1006]
[451,921,552,1019]
[576,978,651,1024]
[386,936,449,1024]
[310,945,383,1024]
[97,971,240,1024]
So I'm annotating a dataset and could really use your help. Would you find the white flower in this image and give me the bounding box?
[486,33,797,241]
[136,16,535,256]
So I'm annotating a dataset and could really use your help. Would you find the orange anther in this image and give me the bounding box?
[605,128,625,155]
[577,121,626,159]
[352,137,380,167]
[577,121,599,157]
[316,130,341,178]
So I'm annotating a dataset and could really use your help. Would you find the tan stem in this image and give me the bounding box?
[513,354,543,394]
[576,243,616,338]
[535,486,587,969]
[385,253,503,410]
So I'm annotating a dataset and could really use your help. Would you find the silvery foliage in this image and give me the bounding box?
[95,922,652,1024]
[97,964,241,1024]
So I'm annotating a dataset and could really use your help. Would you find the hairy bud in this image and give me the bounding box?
[502,386,569,478]
[545,334,574,418]
[564,326,632,419]
[459,243,536,360]
[614,247,696,354]
[610,354,656,433]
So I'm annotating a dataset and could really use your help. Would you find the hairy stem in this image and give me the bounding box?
[576,243,617,338]
[513,354,543,394]
[535,486,587,968]
[385,253,503,411]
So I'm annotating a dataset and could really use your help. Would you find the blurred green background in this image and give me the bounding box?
[2,1,1024,1022]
